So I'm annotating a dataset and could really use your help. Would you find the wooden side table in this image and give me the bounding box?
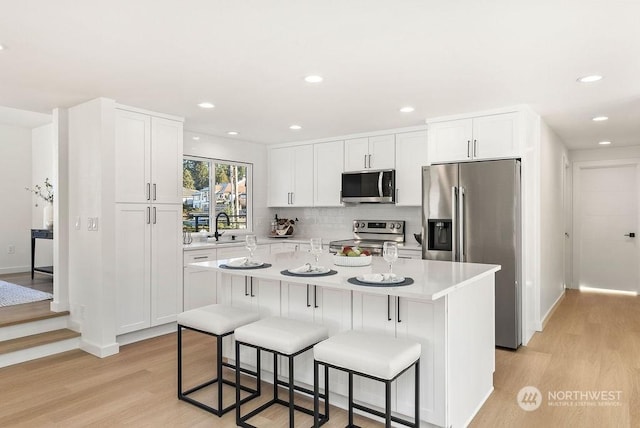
[31,228,54,279]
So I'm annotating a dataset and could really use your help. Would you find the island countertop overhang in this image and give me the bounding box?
[191,252,500,301]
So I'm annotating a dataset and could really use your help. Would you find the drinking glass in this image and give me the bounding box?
[245,235,257,263]
[310,238,323,265]
[383,242,398,274]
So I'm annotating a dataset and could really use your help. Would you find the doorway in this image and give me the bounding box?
[572,159,640,293]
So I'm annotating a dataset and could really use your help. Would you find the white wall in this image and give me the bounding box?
[31,124,54,267]
[570,145,640,163]
[68,98,118,357]
[538,121,569,323]
[0,123,32,274]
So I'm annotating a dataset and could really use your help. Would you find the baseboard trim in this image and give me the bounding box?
[541,290,566,330]
[0,267,30,275]
[116,323,176,347]
[81,339,119,358]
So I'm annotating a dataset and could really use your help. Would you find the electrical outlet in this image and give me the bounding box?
[92,217,99,231]
[75,216,81,230]
[7,245,15,254]
[87,217,93,231]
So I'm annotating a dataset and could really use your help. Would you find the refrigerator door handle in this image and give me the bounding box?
[459,186,465,262]
[451,186,458,261]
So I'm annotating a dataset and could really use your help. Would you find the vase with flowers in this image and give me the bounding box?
[26,178,54,230]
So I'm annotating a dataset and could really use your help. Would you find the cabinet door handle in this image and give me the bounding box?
[467,140,471,158]
[387,295,392,321]
[473,139,477,158]
[153,207,157,224]
[306,284,311,307]
[364,154,367,169]
[153,183,157,201]
[244,277,249,296]
[368,154,372,168]
[291,192,294,205]
[397,296,401,323]
[250,277,255,297]
[146,183,151,201]
[193,255,209,260]
[146,207,150,224]
[314,285,319,309]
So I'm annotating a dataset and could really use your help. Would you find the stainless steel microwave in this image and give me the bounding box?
[341,170,396,203]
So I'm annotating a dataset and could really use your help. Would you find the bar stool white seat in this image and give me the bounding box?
[234,316,330,428]
[313,330,421,428]
[177,304,260,416]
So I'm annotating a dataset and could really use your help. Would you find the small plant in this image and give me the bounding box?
[26,178,54,206]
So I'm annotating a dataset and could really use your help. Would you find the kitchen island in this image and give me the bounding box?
[191,251,500,428]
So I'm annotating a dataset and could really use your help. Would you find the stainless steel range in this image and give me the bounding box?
[329,220,405,256]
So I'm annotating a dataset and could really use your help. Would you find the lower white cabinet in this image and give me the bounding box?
[352,291,446,426]
[183,249,218,311]
[398,248,422,260]
[280,283,352,395]
[116,203,183,335]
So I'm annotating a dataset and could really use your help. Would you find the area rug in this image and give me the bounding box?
[0,281,53,307]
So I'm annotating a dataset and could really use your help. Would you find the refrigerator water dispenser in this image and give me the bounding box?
[427,219,452,251]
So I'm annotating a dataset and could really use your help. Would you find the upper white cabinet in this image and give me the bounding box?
[268,145,314,207]
[395,130,428,206]
[428,112,519,163]
[115,109,183,204]
[344,134,395,171]
[314,140,344,207]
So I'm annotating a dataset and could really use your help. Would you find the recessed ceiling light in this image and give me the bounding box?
[400,106,415,113]
[577,75,603,83]
[0,44,4,51]
[227,131,239,136]
[598,141,611,145]
[592,116,608,122]
[192,136,200,141]
[289,125,302,130]
[198,102,215,109]
[304,75,323,83]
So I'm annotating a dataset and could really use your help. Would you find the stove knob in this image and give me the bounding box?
[395,223,402,229]
[360,222,365,228]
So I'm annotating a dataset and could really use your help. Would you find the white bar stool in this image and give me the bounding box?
[177,304,260,416]
[234,316,330,428]
[313,330,421,428]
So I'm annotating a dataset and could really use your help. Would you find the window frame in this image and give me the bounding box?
[183,155,253,234]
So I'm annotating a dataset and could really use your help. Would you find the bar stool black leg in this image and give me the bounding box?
[289,355,295,427]
[415,360,420,427]
[177,326,182,398]
[385,380,392,427]
[217,335,223,414]
[235,340,241,427]
[348,372,354,427]
[273,352,278,400]
[313,361,319,428]
[324,364,329,420]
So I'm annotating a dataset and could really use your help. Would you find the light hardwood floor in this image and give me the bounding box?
[0,289,638,427]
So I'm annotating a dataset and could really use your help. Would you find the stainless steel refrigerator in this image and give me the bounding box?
[421,159,521,349]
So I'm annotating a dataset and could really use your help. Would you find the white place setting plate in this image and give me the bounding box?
[287,265,331,275]
[223,257,264,269]
[356,273,406,284]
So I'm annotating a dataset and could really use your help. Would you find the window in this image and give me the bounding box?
[182,157,251,233]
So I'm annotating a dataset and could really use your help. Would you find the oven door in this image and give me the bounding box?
[341,170,395,203]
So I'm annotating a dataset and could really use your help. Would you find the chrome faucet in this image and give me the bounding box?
[213,212,230,241]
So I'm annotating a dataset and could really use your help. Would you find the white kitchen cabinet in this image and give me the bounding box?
[116,203,183,334]
[268,145,314,207]
[314,140,344,206]
[216,244,270,261]
[183,249,218,311]
[344,134,395,171]
[281,283,351,395]
[352,292,445,426]
[221,274,281,370]
[115,109,183,204]
[395,130,428,206]
[428,112,519,163]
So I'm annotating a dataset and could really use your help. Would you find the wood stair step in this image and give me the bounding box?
[0,301,69,328]
[0,329,80,355]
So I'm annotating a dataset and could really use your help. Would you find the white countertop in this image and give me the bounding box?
[184,237,423,252]
[191,251,499,301]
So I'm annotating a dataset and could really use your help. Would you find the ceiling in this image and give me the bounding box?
[1,0,639,149]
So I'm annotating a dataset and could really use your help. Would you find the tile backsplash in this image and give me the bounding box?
[261,206,422,242]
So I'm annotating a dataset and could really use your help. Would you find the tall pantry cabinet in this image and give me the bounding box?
[115,108,184,335]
